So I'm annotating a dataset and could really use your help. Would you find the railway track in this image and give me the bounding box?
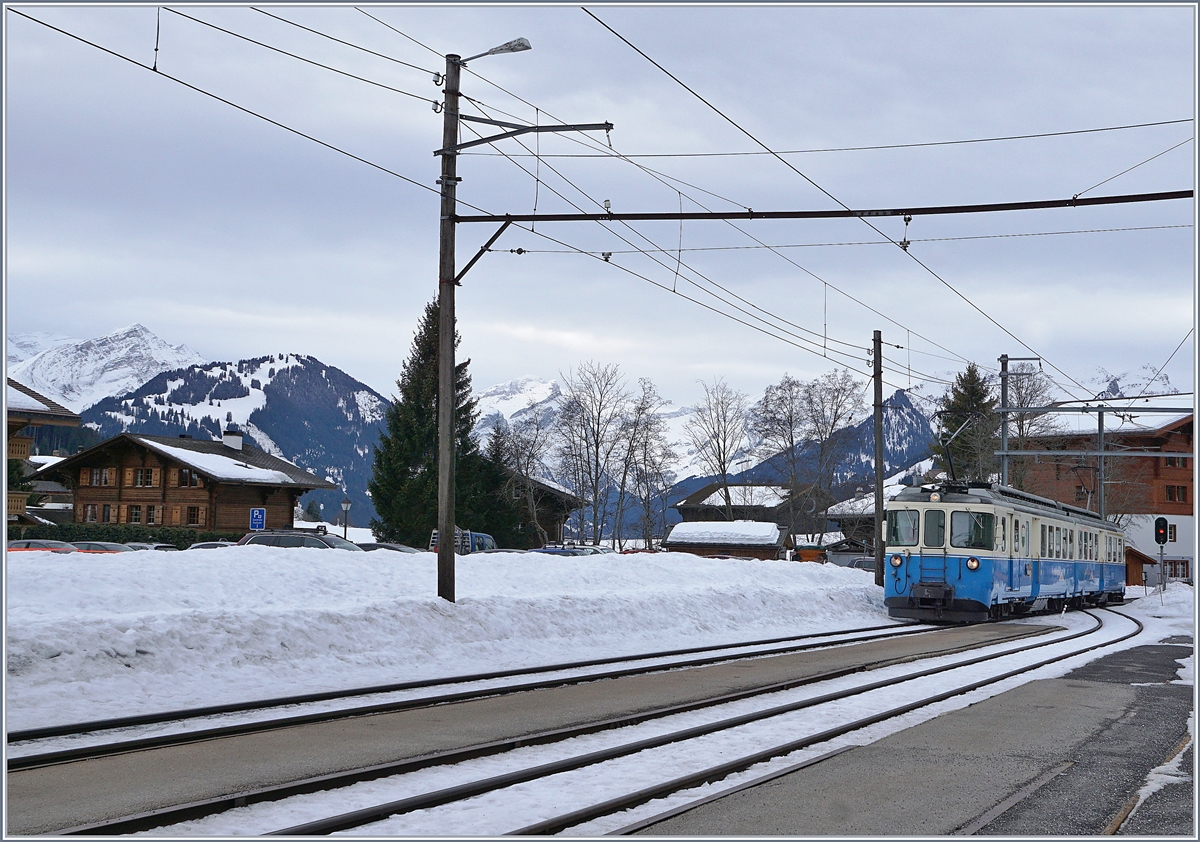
[14,610,1143,836]
[8,621,937,769]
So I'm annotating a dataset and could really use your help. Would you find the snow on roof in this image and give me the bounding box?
[699,485,789,508]
[136,438,305,485]
[7,384,51,412]
[665,520,782,546]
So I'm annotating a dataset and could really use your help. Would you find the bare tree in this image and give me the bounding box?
[612,378,672,549]
[686,378,749,521]
[800,368,867,532]
[750,374,807,537]
[1005,362,1064,490]
[488,406,555,546]
[555,361,629,544]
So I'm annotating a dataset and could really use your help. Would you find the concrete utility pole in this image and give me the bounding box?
[432,38,606,602]
[436,53,462,603]
[873,330,885,587]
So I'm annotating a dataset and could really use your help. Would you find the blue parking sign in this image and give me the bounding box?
[249,508,266,531]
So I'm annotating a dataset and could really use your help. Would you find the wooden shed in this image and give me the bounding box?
[661,520,788,560]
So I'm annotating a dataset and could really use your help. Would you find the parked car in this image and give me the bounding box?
[237,530,365,550]
[127,542,182,551]
[71,541,136,553]
[848,556,878,571]
[529,547,590,556]
[7,539,77,553]
[474,548,526,553]
[186,541,237,550]
[573,545,616,555]
[358,542,421,553]
[429,529,497,554]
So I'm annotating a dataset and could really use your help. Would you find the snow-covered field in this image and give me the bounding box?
[5,548,893,730]
[5,548,1193,836]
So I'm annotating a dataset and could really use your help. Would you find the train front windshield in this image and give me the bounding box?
[886,510,919,546]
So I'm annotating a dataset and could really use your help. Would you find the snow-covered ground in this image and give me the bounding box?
[4,548,1192,835]
[6,548,1191,735]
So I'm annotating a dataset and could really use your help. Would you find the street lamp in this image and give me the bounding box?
[435,38,531,604]
[340,496,352,540]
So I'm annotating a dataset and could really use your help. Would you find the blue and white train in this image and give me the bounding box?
[883,482,1126,623]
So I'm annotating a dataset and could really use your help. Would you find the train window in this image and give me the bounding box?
[924,510,945,547]
[1069,530,1075,560]
[950,511,994,550]
[1000,519,1006,553]
[1055,527,1062,559]
[886,510,919,546]
[1040,524,1046,558]
[1021,522,1028,554]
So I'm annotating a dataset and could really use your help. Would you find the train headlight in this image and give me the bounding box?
[889,554,903,568]
[966,557,980,570]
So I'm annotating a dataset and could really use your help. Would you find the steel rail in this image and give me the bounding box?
[7,621,916,744]
[10,624,941,771]
[513,609,1144,836]
[52,622,1053,836]
[266,614,1110,836]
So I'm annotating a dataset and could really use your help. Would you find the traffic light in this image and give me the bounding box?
[1154,517,1169,545]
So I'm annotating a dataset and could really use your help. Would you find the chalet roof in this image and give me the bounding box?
[676,482,796,509]
[663,520,784,547]
[7,379,81,428]
[33,433,336,490]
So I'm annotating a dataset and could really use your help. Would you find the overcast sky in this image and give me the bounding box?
[5,3,1196,412]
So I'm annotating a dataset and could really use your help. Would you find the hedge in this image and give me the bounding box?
[7,523,247,549]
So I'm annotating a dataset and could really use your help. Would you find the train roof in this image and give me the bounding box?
[892,481,1117,528]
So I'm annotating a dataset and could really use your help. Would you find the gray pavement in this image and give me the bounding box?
[636,640,1194,836]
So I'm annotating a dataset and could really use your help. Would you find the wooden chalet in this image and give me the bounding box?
[673,482,833,536]
[661,520,789,560]
[512,474,586,546]
[7,379,81,524]
[32,430,336,532]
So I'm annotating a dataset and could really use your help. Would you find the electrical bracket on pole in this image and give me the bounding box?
[454,218,512,285]
[435,121,613,155]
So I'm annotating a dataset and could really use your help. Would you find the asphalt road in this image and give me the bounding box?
[635,637,1194,836]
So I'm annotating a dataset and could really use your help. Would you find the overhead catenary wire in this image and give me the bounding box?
[460,118,1196,158]
[1130,327,1195,400]
[583,7,1097,400]
[1074,137,1194,199]
[162,8,440,106]
[6,9,446,197]
[454,110,871,364]
[251,6,440,75]
[355,11,996,375]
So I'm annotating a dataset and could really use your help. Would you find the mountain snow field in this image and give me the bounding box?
[5,547,1193,737]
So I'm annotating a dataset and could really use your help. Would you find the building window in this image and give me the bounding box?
[1166,456,1189,468]
[84,504,98,522]
[1166,485,1188,503]
[90,468,101,486]
[129,505,142,524]
[146,505,157,525]
[101,504,112,523]
[100,468,113,486]
[179,469,200,488]
[187,506,200,526]
[134,468,153,487]
[1169,524,1177,542]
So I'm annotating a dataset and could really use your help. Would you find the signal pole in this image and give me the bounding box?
[873,330,885,587]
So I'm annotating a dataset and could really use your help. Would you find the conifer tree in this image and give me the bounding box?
[369,301,521,546]
[934,363,999,482]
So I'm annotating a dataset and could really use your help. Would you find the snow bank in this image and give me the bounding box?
[4,549,885,730]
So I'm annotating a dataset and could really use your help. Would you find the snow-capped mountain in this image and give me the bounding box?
[474,376,563,441]
[6,330,75,366]
[1090,366,1180,399]
[82,354,390,523]
[9,324,207,412]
